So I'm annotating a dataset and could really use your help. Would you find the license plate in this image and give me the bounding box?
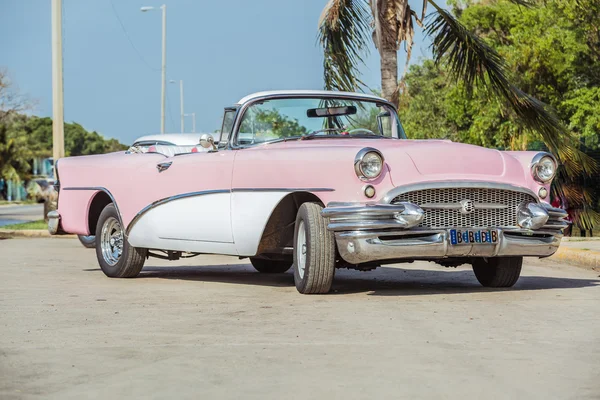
[449,229,498,245]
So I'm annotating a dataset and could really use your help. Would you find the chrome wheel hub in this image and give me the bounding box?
[296,220,307,279]
[100,217,123,266]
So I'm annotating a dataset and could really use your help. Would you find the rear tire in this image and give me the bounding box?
[95,203,146,278]
[472,257,523,288]
[293,202,336,294]
[78,235,96,248]
[250,258,292,273]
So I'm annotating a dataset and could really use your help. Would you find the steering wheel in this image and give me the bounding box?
[348,128,377,136]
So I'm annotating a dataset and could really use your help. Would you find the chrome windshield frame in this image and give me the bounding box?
[228,93,404,150]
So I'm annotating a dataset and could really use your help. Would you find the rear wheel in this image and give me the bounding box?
[293,203,335,294]
[250,258,292,273]
[78,235,96,248]
[95,203,146,278]
[472,257,523,288]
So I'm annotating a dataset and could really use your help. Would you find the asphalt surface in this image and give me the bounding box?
[1,238,599,399]
[0,204,44,227]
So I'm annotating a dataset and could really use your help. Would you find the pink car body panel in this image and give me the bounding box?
[57,138,549,239]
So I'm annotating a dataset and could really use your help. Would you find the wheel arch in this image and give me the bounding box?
[253,191,324,259]
[87,189,120,236]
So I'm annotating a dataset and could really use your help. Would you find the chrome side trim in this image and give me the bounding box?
[381,181,539,204]
[125,189,230,235]
[62,186,124,235]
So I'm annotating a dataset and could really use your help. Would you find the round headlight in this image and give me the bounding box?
[355,148,384,180]
[531,153,557,183]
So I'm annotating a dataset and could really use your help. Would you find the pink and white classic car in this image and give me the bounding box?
[49,90,568,294]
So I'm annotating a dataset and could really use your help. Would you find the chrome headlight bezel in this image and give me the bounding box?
[354,148,384,181]
[530,152,557,184]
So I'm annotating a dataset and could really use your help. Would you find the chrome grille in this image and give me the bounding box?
[390,188,536,229]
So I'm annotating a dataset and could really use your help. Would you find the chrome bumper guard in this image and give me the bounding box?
[322,202,424,231]
[322,202,567,265]
[47,211,61,235]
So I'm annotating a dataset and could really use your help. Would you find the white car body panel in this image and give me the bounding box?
[127,193,234,251]
[231,191,291,256]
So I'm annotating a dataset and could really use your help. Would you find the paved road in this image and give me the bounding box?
[0,204,44,227]
[1,238,599,399]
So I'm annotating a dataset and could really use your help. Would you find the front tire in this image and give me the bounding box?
[293,203,336,294]
[250,258,292,273]
[472,257,523,288]
[95,203,146,278]
[78,235,96,248]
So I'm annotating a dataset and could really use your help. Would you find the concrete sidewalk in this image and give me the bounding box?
[552,237,600,270]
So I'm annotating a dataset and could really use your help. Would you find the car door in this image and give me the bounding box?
[125,150,236,250]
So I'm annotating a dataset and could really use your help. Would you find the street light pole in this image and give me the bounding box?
[141,4,167,134]
[185,113,196,132]
[170,79,185,132]
[51,0,65,175]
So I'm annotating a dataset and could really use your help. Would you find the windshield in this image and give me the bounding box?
[236,97,405,146]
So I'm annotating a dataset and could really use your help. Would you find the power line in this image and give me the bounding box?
[109,0,160,72]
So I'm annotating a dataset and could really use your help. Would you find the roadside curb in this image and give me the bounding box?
[551,247,600,271]
[0,229,76,239]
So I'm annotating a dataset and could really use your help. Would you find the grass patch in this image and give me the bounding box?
[1,220,47,230]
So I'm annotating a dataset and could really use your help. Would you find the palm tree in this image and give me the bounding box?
[318,0,596,178]
[319,0,598,230]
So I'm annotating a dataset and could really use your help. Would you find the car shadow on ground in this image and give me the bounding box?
[121,263,600,296]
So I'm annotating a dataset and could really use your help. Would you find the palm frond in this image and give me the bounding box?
[318,0,372,92]
[425,0,598,178]
[506,0,536,7]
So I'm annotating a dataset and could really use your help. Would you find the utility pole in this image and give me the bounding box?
[51,0,65,175]
[179,79,184,133]
[141,4,167,133]
[160,4,166,134]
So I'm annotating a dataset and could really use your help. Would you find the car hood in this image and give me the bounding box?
[263,138,527,187]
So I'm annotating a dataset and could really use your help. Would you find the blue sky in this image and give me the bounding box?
[1,0,443,144]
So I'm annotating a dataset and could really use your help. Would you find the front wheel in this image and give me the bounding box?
[250,258,292,273]
[78,235,96,248]
[95,203,146,278]
[472,257,523,288]
[293,202,336,294]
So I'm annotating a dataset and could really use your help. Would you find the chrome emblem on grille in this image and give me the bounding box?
[459,199,475,215]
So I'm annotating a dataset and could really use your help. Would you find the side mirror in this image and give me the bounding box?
[199,134,217,151]
[377,111,390,136]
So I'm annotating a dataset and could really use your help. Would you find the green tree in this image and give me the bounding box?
[7,115,127,158]
[0,123,31,181]
[399,0,600,229]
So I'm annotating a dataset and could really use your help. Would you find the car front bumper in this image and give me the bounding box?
[47,210,63,235]
[322,202,567,265]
